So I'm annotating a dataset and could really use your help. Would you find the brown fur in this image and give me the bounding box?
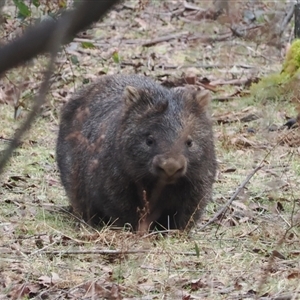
[56,75,217,232]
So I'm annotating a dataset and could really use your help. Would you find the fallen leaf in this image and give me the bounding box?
[287,271,300,279]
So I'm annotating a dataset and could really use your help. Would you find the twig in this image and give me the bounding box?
[156,63,255,70]
[187,32,232,42]
[0,249,198,256]
[126,32,232,46]
[142,31,189,47]
[210,78,253,86]
[199,164,263,230]
[119,62,256,72]
[200,130,297,232]
[280,3,295,36]
[212,96,240,102]
[0,137,15,143]
[230,24,263,38]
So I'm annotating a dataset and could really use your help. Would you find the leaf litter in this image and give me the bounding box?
[0,0,300,299]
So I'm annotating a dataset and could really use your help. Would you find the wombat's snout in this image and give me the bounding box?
[152,155,187,183]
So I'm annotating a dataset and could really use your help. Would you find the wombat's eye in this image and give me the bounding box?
[146,135,154,146]
[186,138,193,148]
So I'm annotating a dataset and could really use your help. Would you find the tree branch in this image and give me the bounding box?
[0,0,120,75]
[0,0,120,174]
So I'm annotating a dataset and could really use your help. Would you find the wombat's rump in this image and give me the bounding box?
[56,75,216,232]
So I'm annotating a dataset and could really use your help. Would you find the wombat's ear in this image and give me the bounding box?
[123,86,142,105]
[195,90,211,110]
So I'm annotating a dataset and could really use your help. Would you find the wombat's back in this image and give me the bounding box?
[57,75,161,192]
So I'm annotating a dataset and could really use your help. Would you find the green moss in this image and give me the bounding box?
[282,39,300,76]
[250,39,300,103]
[250,72,291,102]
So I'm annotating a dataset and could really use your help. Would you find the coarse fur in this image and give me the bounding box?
[56,74,217,232]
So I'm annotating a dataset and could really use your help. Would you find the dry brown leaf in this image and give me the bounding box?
[287,271,300,279]
[9,283,40,300]
[82,280,122,299]
[230,136,255,148]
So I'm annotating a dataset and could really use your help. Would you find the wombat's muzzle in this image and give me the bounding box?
[152,155,187,184]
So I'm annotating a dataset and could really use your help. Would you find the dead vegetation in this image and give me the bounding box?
[0,0,300,299]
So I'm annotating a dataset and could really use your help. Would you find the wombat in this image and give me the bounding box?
[56,74,216,232]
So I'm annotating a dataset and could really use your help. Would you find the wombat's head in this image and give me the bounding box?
[118,84,214,185]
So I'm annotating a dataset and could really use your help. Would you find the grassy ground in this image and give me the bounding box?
[0,1,300,299]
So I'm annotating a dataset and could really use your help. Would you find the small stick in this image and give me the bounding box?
[142,31,189,47]
[280,3,294,36]
[201,130,299,231]
[199,164,263,230]
[187,32,232,42]
[1,249,198,256]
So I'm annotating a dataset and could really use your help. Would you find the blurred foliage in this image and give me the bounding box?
[11,0,69,21]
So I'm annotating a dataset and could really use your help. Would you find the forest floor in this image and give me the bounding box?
[0,0,300,299]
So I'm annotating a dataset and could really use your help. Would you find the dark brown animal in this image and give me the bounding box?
[56,75,216,232]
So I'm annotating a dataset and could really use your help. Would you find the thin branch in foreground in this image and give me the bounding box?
[0,10,72,175]
[0,1,119,175]
[199,164,263,231]
[0,0,119,75]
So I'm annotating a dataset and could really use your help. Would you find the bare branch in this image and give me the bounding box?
[0,0,120,175]
[0,0,119,75]
[0,248,199,257]
[199,164,263,230]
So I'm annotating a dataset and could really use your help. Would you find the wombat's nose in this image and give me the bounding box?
[153,155,187,179]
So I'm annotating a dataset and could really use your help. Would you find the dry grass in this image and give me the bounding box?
[0,0,300,299]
